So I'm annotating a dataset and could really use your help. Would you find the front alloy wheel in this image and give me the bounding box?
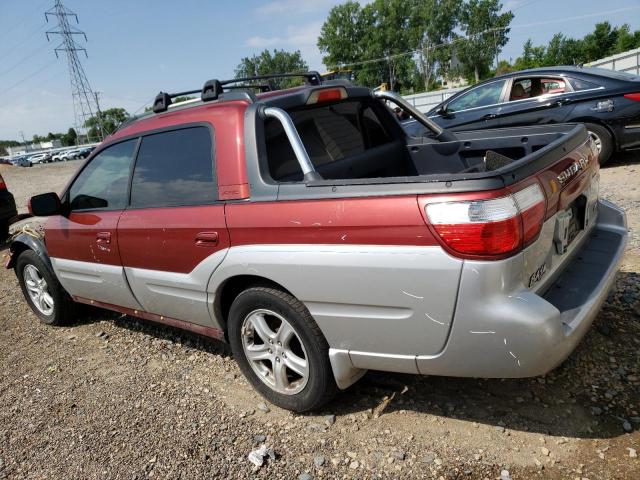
[23,264,54,316]
[16,249,76,325]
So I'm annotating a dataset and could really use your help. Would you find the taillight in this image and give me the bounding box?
[0,173,5,190]
[425,183,546,258]
[306,87,347,105]
[624,92,640,102]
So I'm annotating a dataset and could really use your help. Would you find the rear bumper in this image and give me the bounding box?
[330,200,627,388]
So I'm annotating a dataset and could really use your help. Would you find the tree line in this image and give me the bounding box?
[236,1,640,94]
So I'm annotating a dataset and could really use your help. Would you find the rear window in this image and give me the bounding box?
[265,100,392,182]
[130,127,216,208]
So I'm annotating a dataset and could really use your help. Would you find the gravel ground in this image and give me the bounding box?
[0,153,638,479]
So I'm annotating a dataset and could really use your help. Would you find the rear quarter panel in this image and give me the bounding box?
[214,195,463,357]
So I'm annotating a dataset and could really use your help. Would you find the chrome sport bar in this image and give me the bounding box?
[373,90,449,139]
[262,107,323,181]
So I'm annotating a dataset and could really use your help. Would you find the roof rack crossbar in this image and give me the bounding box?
[220,71,322,87]
[152,71,323,113]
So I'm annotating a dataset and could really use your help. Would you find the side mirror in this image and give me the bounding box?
[29,192,61,217]
[436,103,449,115]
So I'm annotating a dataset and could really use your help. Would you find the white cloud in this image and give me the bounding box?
[246,21,322,49]
[255,0,340,16]
[245,21,325,69]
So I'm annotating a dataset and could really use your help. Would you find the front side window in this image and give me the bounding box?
[130,127,216,208]
[69,139,136,211]
[447,80,506,112]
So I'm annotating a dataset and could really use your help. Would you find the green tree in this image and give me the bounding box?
[456,0,514,82]
[318,0,418,91]
[613,24,640,54]
[318,1,366,72]
[62,128,77,147]
[234,49,309,89]
[409,0,461,91]
[84,107,129,141]
[513,38,546,70]
[582,22,618,61]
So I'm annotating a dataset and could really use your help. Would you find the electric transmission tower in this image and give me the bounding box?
[45,0,104,143]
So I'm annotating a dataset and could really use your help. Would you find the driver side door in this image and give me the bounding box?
[47,139,143,310]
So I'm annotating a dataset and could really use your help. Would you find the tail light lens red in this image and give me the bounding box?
[425,183,546,258]
[623,93,640,102]
[0,173,5,190]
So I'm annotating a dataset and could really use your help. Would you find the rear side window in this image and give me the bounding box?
[569,77,601,91]
[130,127,216,208]
[69,139,136,211]
[265,100,392,181]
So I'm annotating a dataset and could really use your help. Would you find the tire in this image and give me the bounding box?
[228,286,337,412]
[585,122,613,165]
[0,219,8,243]
[15,250,77,326]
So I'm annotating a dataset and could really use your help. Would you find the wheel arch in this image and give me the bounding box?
[6,233,51,271]
[213,274,295,333]
[566,117,617,150]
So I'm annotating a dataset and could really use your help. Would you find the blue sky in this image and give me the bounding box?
[0,0,638,141]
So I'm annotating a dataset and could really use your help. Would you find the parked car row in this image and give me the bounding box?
[0,146,95,168]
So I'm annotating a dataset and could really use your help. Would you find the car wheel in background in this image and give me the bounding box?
[15,250,77,325]
[228,286,337,412]
[0,220,8,243]
[585,123,613,165]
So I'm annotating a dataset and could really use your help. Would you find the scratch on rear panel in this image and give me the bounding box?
[425,312,448,326]
[340,234,348,241]
[402,291,424,299]
[469,330,495,334]
[289,220,301,225]
[311,222,322,226]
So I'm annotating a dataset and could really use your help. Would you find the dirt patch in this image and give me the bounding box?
[0,153,638,479]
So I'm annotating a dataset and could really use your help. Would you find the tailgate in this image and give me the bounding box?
[522,135,600,293]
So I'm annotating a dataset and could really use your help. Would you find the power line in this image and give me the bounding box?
[0,42,51,78]
[0,22,48,60]
[0,58,58,99]
[0,0,50,43]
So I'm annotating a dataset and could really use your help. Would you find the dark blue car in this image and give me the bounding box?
[404,66,640,164]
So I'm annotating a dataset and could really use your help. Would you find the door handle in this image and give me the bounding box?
[195,231,219,247]
[482,113,497,120]
[96,232,111,244]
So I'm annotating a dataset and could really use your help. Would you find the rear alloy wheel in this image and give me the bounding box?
[228,287,337,412]
[241,308,310,395]
[585,122,613,165]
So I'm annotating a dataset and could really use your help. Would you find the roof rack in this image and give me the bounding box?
[152,71,322,113]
